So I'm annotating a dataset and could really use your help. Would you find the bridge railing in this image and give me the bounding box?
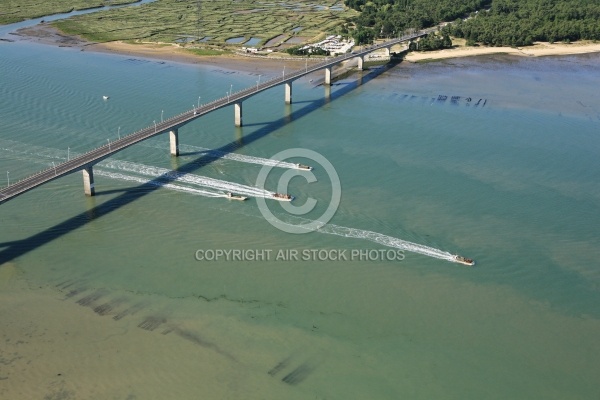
[2,29,438,197]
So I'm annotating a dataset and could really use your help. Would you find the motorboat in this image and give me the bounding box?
[294,163,312,171]
[102,95,109,100]
[272,193,293,202]
[226,192,247,201]
[454,255,475,266]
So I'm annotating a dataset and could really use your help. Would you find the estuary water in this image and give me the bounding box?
[1,23,600,399]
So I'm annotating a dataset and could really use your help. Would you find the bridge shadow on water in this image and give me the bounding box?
[0,60,401,265]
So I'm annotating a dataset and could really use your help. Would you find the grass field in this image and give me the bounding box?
[49,0,357,47]
[0,0,139,25]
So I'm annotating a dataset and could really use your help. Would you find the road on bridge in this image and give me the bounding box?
[0,29,436,205]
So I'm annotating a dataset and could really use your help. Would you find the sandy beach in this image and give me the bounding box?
[14,24,308,73]
[404,40,600,62]
[14,24,600,71]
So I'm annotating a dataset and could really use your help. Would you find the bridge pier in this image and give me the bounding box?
[169,128,179,156]
[285,82,292,104]
[234,102,243,127]
[324,66,332,86]
[82,166,95,196]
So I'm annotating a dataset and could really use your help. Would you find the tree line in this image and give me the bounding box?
[286,46,330,56]
[449,0,600,46]
[343,0,488,43]
[344,0,600,46]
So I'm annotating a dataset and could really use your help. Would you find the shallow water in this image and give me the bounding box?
[1,25,599,400]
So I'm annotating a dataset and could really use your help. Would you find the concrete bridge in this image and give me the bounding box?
[0,29,435,205]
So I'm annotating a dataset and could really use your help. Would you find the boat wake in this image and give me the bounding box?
[1,140,459,264]
[319,223,456,262]
[94,170,223,198]
[95,158,463,263]
[145,142,299,169]
[258,214,457,263]
[100,159,272,198]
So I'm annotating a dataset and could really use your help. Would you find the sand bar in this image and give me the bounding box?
[404,41,600,62]
[13,24,307,73]
[13,24,600,72]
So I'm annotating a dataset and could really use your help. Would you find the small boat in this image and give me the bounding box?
[226,192,247,201]
[454,255,475,266]
[294,163,312,171]
[272,193,293,202]
[102,95,109,100]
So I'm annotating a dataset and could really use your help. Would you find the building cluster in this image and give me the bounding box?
[300,35,355,55]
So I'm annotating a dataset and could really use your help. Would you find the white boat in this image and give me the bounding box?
[272,193,293,202]
[454,255,475,266]
[102,95,109,100]
[226,192,247,201]
[294,163,312,171]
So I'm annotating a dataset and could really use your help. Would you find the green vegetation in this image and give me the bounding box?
[48,0,357,46]
[0,0,139,25]
[344,0,488,43]
[6,0,596,50]
[344,0,600,46]
[185,48,228,56]
[408,32,452,51]
[449,0,600,46]
[286,45,330,56]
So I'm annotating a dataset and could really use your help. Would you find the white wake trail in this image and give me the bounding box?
[100,159,271,198]
[259,214,457,263]
[146,142,299,169]
[319,223,457,262]
[2,140,459,263]
[94,170,223,198]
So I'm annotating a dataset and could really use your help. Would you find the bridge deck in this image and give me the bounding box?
[0,30,433,205]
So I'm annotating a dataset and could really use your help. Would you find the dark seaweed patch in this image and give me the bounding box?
[161,327,174,335]
[113,302,146,321]
[174,328,207,346]
[55,279,73,289]
[60,281,80,290]
[268,357,291,376]
[93,297,127,316]
[281,363,314,385]
[137,316,166,331]
[64,287,86,299]
[92,303,112,316]
[75,289,106,307]
[173,328,236,361]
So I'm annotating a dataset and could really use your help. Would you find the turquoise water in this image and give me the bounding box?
[244,37,262,46]
[226,36,246,44]
[1,27,600,399]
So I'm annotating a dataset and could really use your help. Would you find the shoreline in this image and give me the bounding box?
[404,41,600,62]
[13,24,308,73]
[12,24,600,70]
